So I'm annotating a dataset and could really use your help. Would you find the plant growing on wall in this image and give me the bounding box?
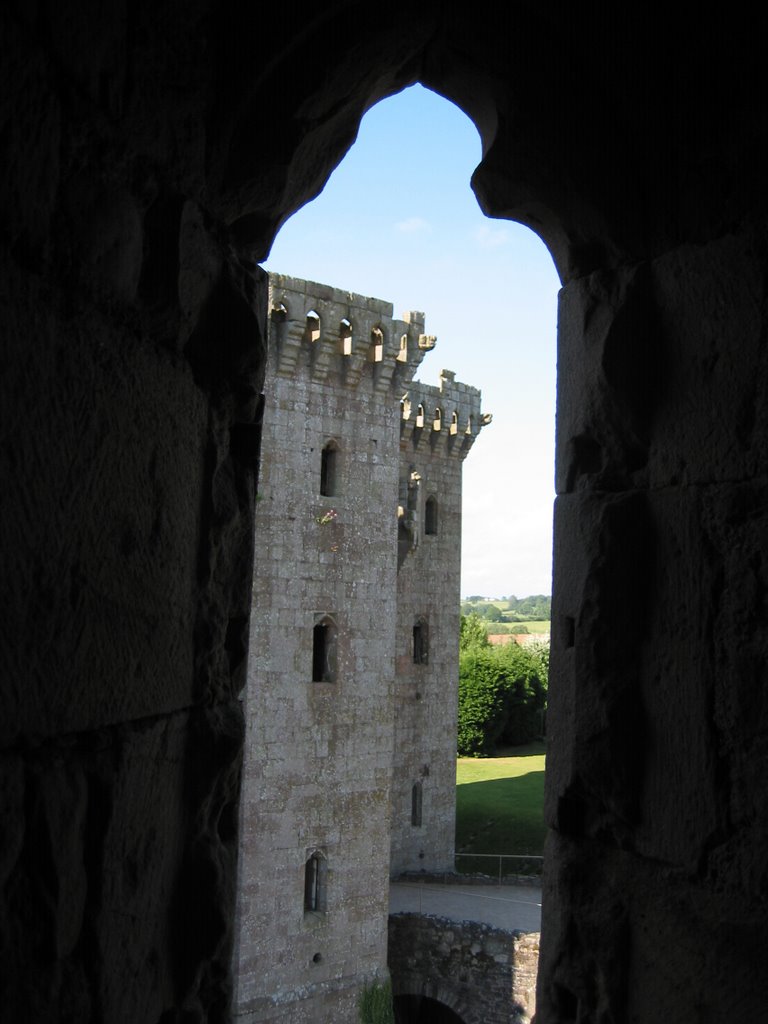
[358,979,395,1024]
[315,508,338,525]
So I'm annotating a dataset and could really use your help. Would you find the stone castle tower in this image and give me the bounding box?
[233,274,487,1022]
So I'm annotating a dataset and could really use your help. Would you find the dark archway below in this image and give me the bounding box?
[394,994,467,1024]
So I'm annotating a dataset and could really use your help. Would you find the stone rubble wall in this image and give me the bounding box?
[389,913,539,1024]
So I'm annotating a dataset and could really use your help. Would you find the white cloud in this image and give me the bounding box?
[473,223,510,248]
[395,216,431,234]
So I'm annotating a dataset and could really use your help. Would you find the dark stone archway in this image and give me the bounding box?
[395,994,467,1024]
[389,912,536,1024]
[3,4,768,1022]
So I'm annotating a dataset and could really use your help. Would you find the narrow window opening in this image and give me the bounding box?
[304,851,327,913]
[465,415,472,435]
[304,310,321,344]
[401,396,411,421]
[397,333,408,362]
[320,442,338,496]
[370,326,384,363]
[312,616,337,682]
[340,318,352,356]
[450,410,459,435]
[433,407,442,432]
[425,495,438,536]
[413,618,429,665]
[411,782,423,827]
[271,303,289,357]
[415,404,425,428]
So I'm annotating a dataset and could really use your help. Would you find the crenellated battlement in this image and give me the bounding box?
[267,274,436,393]
[266,274,489,459]
[401,369,491,458]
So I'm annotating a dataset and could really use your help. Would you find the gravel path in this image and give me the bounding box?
[389,881,542,933]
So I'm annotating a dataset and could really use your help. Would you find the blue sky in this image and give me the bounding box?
[264,85,560,598]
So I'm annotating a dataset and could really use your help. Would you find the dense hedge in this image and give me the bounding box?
[457,639,548,756]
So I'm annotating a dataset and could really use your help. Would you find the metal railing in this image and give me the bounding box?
[396,854,543,887]
[454,853,543,884]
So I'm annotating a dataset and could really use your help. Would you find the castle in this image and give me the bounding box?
[8,7,768,1023]
[233,274,488,1022]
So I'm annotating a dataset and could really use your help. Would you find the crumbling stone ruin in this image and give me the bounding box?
[4,4,768,1022]
[233,274,486,1021]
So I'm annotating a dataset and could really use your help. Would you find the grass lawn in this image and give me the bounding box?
[511,620,550,634]
[455,742,546,869]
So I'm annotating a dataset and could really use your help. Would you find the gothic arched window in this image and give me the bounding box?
[304,850,327,913]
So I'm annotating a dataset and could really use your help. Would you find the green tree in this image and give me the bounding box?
[482,603,504,622]
[459,612,490,651]
[494,642,548,746]
[457,646,508,755]
[507,594,552,620]
[457,641,548,755]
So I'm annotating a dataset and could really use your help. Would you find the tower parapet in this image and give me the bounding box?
[268,273,435,392]
[401,369,491,458]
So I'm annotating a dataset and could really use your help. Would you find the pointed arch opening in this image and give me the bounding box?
[250,76,559,1024]
[304,850,328,913]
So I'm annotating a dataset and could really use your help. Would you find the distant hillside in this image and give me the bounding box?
[461,595,551,623]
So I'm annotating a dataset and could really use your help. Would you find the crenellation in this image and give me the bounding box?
[267,275,437,392]
[399,371,488,457]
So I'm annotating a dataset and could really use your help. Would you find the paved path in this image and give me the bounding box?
[389,881,542,933]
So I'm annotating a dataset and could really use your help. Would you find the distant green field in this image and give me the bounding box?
[512,618,552,634]
[479,620,551,637]
[455,743,546,868]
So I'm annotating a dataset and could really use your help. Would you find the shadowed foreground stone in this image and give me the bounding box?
[3,3,768,1021]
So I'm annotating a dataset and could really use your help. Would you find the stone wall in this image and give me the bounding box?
[234,275,402,1022]
[390,372,486,875]
[389,913,539,1024]
[233,275,485,1021]
[5,5,768,1022]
